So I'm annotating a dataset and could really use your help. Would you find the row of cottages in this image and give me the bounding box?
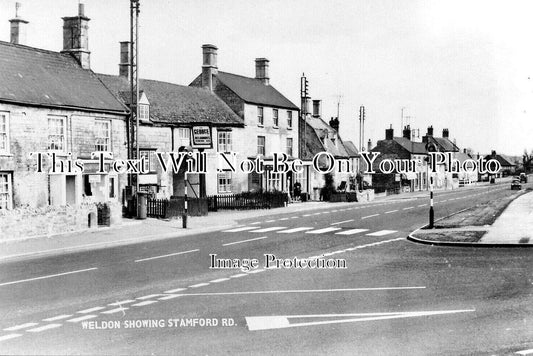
[370,125,476,193]
[0,8,130,237]
[299,100,359,200]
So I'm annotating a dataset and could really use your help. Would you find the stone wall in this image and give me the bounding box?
[0,203,99,241]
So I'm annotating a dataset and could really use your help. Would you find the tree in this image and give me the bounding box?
[523,149,533,173]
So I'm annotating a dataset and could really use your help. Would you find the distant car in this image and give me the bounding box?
[511,177,522,190]
[520,173,528,183]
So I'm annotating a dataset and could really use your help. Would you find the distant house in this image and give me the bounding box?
[370,126,428,193]
[299,100,358,200]
[190,45,299,194]
[421,126,460,189]
[484,151,516,178]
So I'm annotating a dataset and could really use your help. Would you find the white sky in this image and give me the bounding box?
[1,0,532,156]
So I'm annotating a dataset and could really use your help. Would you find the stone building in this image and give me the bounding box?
[190,45,300,194]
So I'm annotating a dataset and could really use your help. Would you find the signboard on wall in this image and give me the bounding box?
[191,126,212,149]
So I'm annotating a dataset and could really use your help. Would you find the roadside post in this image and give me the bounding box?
[426,142,437,229]
[183,171,188,229]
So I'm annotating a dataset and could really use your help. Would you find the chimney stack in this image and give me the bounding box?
[402,125,411,140]
[61,3,91,69]
[312,100,321,118]
[119,41,131,79]
[255,58,269,85]
[329,117,339,132]
[426,125,434,136]
[201,44,218,91]
[9,2,28,45]
[385,126,394,140]
[442,128,449,138]
[367,139,372,152]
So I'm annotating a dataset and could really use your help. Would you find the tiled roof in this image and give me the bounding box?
[344,141,359,157]
[429,136,459,152]
[304,116,355,159]
[0,41,127,114]
[98,74,243,126]
[215,71,299,110]
[483,153,515,167]
[393,137,427,154]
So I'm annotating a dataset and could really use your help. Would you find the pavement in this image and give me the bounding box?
[409,187,533,246]
[0,177,522,262]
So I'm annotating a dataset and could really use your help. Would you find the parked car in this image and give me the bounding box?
[511,177,522,190]
[520,173,528,183]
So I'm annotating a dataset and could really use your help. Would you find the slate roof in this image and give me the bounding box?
[483,153,515,167]
[428,136,460,152]
[393,137,427,154]
[215,71,299,110]
[0,41,127,114]
[302,116,355,159]
[344,141,359,157]
[98,74,244,126]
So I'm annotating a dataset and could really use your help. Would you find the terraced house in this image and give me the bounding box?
[0,5,129,237]
[190,45,300,194]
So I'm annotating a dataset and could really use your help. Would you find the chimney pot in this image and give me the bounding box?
[403,124,411,140]
[119,41,131,79]
[442,128,449,138]
[255,58,269,85]
[427,125,434,136]
[9,2,29,45]
[312,100,321,117]
[329,116,339,132]
[367,139,372,152]
[201,44,218,91]
[385,128,394,140]
[61,3,91,69]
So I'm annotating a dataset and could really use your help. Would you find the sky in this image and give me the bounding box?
[1,0,532,156]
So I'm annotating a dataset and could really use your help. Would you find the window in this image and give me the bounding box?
[0,173,12,209]
[257,136,265,156]
[140,150,157,173]
[176,127,190,148]
[48,116,66,151]
[287,111,293,128]
[286,138,293,156]
[266,170,282,191]
[95,121,111,152]
[217,171,232,193]
[257,107,264,125]
[139,104,150,121]
[0,112,9,154]
[273,109,279,127]
[218,131,232,152]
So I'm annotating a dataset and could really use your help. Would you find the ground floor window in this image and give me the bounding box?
[0,172,13,209]
[265,169,283,191]
[218,172,232,193]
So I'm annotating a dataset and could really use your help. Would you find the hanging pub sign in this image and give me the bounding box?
[191,126,213,149]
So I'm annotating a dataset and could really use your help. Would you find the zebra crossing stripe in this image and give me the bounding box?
[278,227,314,234]
[335,229,369,236]
[251,227,286,233]
[223,226,259,232]
[366,230,398,236]
[306,227,342,234]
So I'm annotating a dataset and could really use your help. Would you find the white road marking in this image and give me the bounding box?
[331,219,354,225]
[158,294,182,301]
[250,222,261,225]
[417,204,427,207]
[384,210,398,214]
[279,217,289,221]
[344,237,404,250]
[132,300,158,307]
[247,269,266,274]
[223,236,268,246]
[0,334,22,342]
[290,216,299,219]
[208,278,230,284]
[42,315,72,322]
[265,220,276,223]
[305,227,342,234]
[366,230,397,236]
[278,227,314,233]
[134,249,199,263]
[101,307,129,314]
[164,288,187,293]
[516,349,533,355]
[403,207,414,210]
[250,227,286,233]
[312,212,322,215]
[0,267,98,287]
[136,294,163,300]
[77,306,106,314]
[230,273,248,278]
[322,211,331,214]
[4,323,38,331]
[335,229,369,236]
[27,324,62,333]
[67,315,97,323]
[189,283,210,288]
[108,300,136,306]
[177,286,426,298]
[331,210,338,212]
[362,214,380,219]
[302,214,312,217]
[223,226,259,232]
[245,309,474,331]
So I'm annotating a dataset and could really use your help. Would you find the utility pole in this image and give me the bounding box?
[130,0,141,215]
[359,105,365,152]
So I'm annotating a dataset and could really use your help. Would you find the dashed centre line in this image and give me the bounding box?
[3,323,38,331]
[134,249,199,263]
[27,324,62,333]
[331,219,354,225]
[278,227,314,233]
[362,214,380,219]
[223,236,268,246]
[306,227,341,234]
[385,210,398,214]
[250,227,286,233]
[0,267,98,287]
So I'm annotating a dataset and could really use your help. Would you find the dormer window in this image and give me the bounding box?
[138,92,150,122]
